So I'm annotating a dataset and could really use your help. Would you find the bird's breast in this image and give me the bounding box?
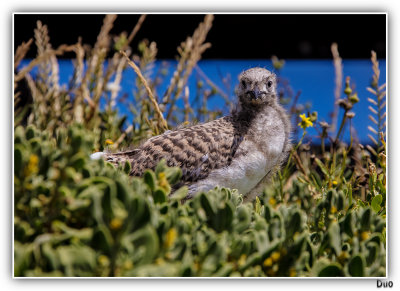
[188,137,284,196]
[187,108,288,197]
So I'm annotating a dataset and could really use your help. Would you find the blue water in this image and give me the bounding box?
[19,59,386,144]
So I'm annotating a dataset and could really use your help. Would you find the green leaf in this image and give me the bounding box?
[25,125,36,140]
[341,212,354,237]
[217,202,234,232]
[14,146,24,175]
[213,263,234,277]
[155,159,167,175]
[315,158,329,178]
[365,242,379,266]
[286,210,302,238]
[57,244,96,276]
[371,194,383,213]
[143,170,156,191]
[14,242,33,277]
[357,199,366,208]
[164,167,182,185]
[348,255,365,277]
[92,225,113,253]
[123,160,131,174]
[337,191,344,211]
[70,153,86,169]
[127,225,160,265]
[170,186,188,202]
[318,263,344,277]
[328,222,341,255]
[153,187,167,204]
[255,196,262,215]
[235,205,251,233]
[360,208,371,231]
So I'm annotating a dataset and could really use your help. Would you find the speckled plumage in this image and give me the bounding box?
[103,67,291,201]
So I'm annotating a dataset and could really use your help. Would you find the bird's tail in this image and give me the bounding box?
[90,152,105,160]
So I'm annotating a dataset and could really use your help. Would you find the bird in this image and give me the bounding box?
[92,67,291,202]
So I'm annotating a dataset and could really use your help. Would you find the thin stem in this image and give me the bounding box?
[120,50,168,132]
[283,130,306,177]
[334,110,348,145]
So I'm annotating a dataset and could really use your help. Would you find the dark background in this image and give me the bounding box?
[14,14,386,59]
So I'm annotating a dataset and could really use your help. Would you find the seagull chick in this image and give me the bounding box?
[95,67,291,201]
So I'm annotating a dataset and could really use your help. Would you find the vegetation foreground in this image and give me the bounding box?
[14,15,386,277]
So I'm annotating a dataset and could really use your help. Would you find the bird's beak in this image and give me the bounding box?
[248,90,263,100]
[247,90,257,100]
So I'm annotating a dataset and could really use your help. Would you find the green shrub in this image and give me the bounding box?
[14,124,385,277]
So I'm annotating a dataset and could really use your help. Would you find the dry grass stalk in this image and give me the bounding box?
[134,40,158,108]
[183,86,190,122]
[14,44,76,83]
[124,14,147,51]
[95,14,117,50]
[71,40,85,88]
[331,43,343,133]
[104,15,146,90]
[14,38,33,68]
[34,21,53,91]
[113,124,133,149]
[80,14,117,114]
[371,51,380,83]
[48,55,61,116]
[109,56,127,109]
[34,21,51,56]
[120,50,168,131]
[367,51,386,152]
[162,14,214,121]
[194,65,230,102]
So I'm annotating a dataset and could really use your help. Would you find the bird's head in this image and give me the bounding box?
[236,67,277,107]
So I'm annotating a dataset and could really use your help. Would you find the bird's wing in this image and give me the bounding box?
[105,149,140,164]
[129,116,241,183]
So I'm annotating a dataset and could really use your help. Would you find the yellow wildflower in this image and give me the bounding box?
[105,139,114,145]
[123,261,133,270]
[24,154,39,176]
[268,197,277,207]
[263,257,273,267]
[361,231,369,241]
[98,255,110,267]
[289,268,297,277]
[193,261,200,271]
[298,114,313,130]
[109,218,123,230]
[238,254,247,267]
[331,206,337,214]
[158,172,170,192]
[155,258,165,265]
[338,251,350,263]
[271,251,281,262]
[332,180,338,186]
[164,228,177,248]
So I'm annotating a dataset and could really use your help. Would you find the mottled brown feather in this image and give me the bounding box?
[105,115,248,184]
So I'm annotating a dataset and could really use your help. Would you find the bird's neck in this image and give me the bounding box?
[231,102,270,125]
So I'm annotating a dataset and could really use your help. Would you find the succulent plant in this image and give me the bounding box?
[14,124,386,277]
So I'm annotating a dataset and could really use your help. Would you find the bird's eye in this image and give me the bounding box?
[267,81,273,88]
[241,80,246,88]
